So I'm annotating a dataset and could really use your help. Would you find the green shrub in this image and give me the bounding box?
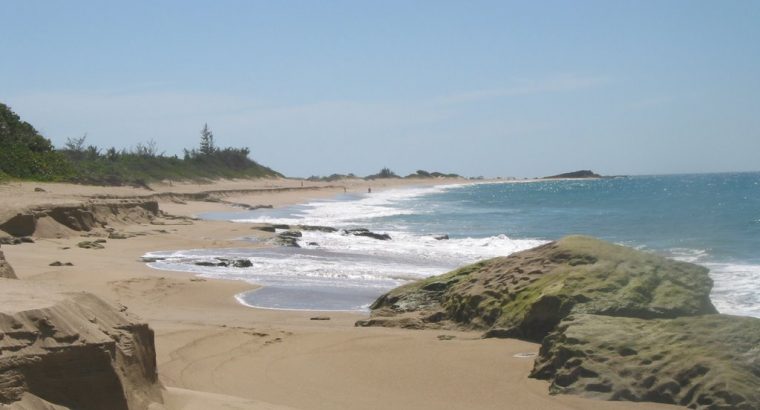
[1,103,281,185]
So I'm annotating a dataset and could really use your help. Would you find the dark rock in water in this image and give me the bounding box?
[298,225,338,233]
[357,236,716,340]
[256,225,277,232]
[355,231,391,240]
[272,224,290,230]
[272,230,302,247]
[531,313,760,410]
[307,242,319,246]
[231,259,252,268]
[194,260,228,267]
[433,234,449,240]
[228,202,273,210]
[279,230,302,238]
[344,228,391,240]
[275,237,300,247]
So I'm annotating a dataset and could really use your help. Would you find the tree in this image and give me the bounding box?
[199,123,215,156]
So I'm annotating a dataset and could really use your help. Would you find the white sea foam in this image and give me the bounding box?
[142,182,549,310]
[704,262,760,318]
[668,249,760,318]
[231,184,466,227]
[142,229,546,289]
[295,230,546,266]
[147,180,760,317]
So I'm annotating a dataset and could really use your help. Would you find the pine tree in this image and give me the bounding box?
[199,123,215,155]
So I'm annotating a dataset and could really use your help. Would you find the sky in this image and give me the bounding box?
[2,1,759,178]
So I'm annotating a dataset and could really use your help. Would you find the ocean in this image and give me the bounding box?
[143,172,760,317]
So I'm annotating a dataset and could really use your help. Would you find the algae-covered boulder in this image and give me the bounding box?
[531,314,760,410]
[358,236,716,340]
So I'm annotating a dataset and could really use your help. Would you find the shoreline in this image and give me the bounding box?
[0,177,679,410]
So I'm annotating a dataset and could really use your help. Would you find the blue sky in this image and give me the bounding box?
[2,1,759,177]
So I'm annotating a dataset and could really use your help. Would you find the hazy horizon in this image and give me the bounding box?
[2,1,759,178]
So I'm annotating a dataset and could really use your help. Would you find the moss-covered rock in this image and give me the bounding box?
[531,314,760,410]
[358,236,716,340]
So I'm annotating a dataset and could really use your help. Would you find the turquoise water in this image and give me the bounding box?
[383,173,760,264]
[146,172,760,316]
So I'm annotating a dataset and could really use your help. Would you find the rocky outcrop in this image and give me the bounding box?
[531,314,760,410]
[358,236,716,340]
[0,248,17,279]
[357,236,759,409]
[0,280,162,410]
[0,201,159,238]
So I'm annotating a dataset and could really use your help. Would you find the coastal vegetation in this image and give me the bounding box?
[405,169,461,179]
[306,168,462,181]
[0,103,280,185]
[366,167,400,179]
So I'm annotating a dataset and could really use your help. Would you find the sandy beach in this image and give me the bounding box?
[0,177,680,409]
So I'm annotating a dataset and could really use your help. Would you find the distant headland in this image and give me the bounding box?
[543,170,603,179]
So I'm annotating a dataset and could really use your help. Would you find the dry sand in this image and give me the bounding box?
[0,177,681,409]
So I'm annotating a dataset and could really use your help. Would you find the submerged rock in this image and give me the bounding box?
[298,225,338,233]
[273,230,302,247]
[358,236,716,340]
[343,228,391,240]
[194,260,227,267]
[229,259,252,268]
[531,313,760,410]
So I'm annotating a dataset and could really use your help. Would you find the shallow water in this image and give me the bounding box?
[145,173,760,316]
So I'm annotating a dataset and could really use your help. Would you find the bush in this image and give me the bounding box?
[1,104,281,185]
[366,167,398,179]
